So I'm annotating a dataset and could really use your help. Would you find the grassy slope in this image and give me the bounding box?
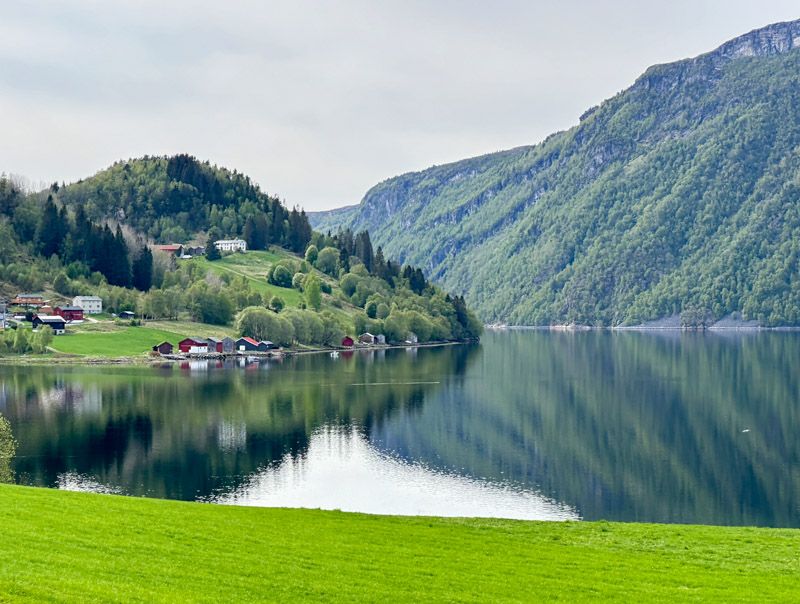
[192,249,363,325]
[49,321,237,357]
[191,250,304,305]
[49,327,190,357]
[0,485,797,602]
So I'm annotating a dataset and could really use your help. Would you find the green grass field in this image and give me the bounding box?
[49,327,185,357]
[191,251,304,306]
[0,484,797,602]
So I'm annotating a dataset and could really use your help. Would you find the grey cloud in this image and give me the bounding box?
[1,0,799,209]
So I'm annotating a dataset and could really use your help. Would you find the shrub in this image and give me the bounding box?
[235,306,294,346]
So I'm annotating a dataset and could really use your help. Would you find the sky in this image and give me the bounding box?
[2,1,798,211]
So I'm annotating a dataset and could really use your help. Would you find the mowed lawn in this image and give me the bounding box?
[50,327,185,357]
[192,252,304,306]
[0,485,798,602]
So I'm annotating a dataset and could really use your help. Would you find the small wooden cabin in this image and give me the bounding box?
[178,338,208,354]
[359,333,376,345]
[341,336,355,347]
[236,337,260,352]
[152,341,174,355]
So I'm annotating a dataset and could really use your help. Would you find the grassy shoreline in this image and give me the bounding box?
[0,340,467,366]
[0,484,797,602]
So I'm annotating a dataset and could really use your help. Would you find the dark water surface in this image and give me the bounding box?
[1,330,798,526]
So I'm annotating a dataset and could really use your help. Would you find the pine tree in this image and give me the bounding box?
[205,238,221,260]
[244,216,257,250]
[106,225,132,287]
[132,246,153,291]
[374,246,388,280]
[254,213,269,249]
[355,231,374,272]
[36,196,63,258]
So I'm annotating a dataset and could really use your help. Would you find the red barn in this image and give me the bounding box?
[55,306,84,322]
[341,336,355,347]
[178,338,207,354]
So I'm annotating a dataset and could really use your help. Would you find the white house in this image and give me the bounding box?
[0,302,6,329]
[214,239,247,253]
[73,296,103,314]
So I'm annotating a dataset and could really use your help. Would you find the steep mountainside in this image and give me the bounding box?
[312,20,800,326]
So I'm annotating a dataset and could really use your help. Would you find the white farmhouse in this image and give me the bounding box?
[214,239,247,253]
[72,296,103,314]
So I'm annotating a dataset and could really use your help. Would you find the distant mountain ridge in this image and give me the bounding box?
[311,18,800,326]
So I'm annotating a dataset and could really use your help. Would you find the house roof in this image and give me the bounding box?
[154,244,182,252]
[74,296,102,301]
[35,315,65,323]
[16,293,44,299]
[237,337,259,345]
[360,332,374,337]
[259,341,275,346]
[154,341,173,347]
[206,337,222,344]
[56,306,83,312]
[179,337,207,344]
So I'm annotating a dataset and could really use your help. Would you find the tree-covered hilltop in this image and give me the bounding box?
[312,19,800,327]
[53,154,313,250]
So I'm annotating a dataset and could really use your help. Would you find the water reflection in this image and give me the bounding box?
[210,425,577,520]
[2,331,799,526]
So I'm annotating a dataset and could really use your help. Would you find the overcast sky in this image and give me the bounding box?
[2,1,798,211]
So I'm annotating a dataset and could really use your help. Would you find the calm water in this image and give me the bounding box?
[1,330,798,526]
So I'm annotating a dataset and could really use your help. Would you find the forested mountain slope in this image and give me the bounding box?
[312,19,800,326]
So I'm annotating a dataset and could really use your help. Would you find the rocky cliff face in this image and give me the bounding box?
[311,19,800,326]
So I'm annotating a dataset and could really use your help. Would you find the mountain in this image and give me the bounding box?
[311,19,800,326]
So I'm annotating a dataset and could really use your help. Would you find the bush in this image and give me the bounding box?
[305,275,322,311]
[235,306,294,346]
[340,273,359,297]
[315,247,340,276]
[270,265,293,288]
[0,414,16,483]
[269,296,285,313]
[304,245,319,265]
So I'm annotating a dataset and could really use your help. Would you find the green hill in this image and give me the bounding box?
[0,155,481,357]
[312,19,800,327]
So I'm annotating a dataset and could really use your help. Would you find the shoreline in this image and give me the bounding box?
[0,339,475,366]
[485,324,800,332]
